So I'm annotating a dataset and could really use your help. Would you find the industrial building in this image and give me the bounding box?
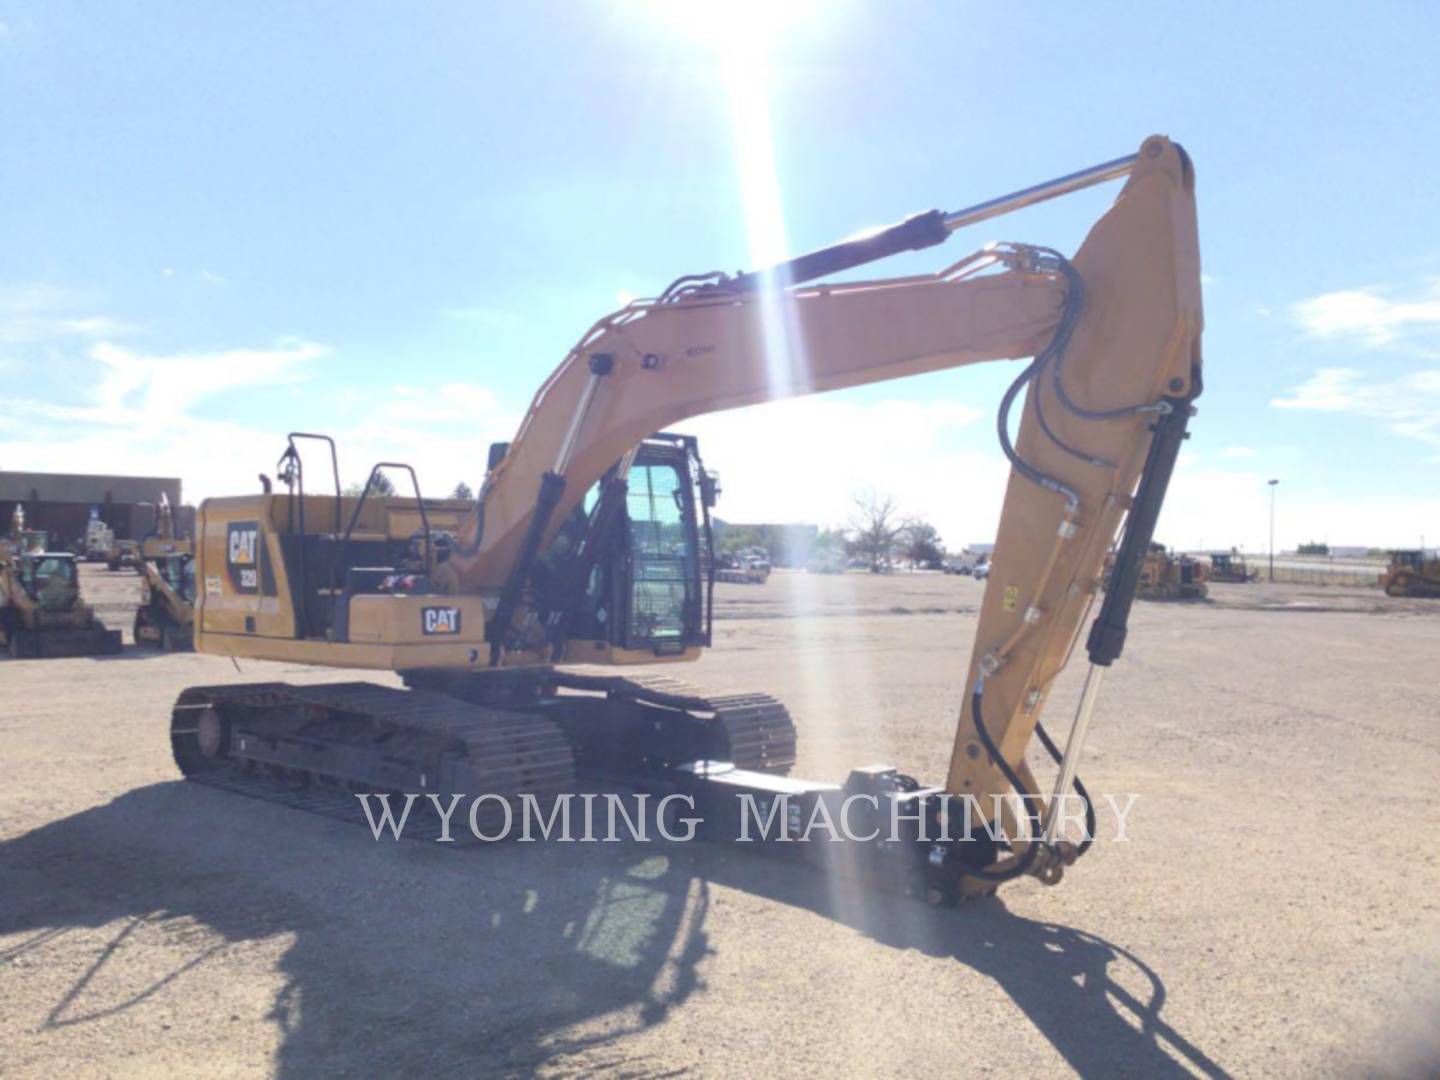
[0,471,186,547]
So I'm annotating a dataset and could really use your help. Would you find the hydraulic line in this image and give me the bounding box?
[964,681,1043,882]
[1043,251,1169,423]
[971,249,1116,878]
[1004,246,1113,470]
[659,271,728,302]
[996,357,1080,513]
[1035,718,1097,856]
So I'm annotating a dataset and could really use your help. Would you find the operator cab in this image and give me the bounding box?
[159,554,195,601]
[1390,549,1425,571]
[253,431,716,659]
[18,553,80,608]
[544,432,716,656]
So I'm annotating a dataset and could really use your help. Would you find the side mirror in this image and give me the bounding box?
[700,470,721,508]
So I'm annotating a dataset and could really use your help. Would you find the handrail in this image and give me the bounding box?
[330,463,435,610]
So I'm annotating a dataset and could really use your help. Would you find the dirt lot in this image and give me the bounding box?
[2,565,1438,1077]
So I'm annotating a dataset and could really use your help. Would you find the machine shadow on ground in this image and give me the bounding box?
[693,849,1231,1078]
[1,782,1227,1077]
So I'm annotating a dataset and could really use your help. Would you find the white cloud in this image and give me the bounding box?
[0,338,335,500]
[0,290,527,503]
[1159,459,1440,551]
[1293,279,1440,347]
[0,278,522,503]
[683,393,1437,554]
[685,395,998,548]
[1272,366,1440,446]
[0,284,137,345]
[0,405,516,507]
[88,338,328,420]
[380,382,499,424]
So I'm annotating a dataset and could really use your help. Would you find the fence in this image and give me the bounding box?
[1185,554,1386,588]
[1269,559,1384,587]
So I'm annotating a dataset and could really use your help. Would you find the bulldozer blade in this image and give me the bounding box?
[15,627,124,658]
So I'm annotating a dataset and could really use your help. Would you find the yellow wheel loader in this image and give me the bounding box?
[170,136,1204,903]
[1379,550,1440,598]
[1,506,123,658]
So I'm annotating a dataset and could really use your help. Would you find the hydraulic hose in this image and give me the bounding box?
[1034,720,1097,856]
[963,684,1043,882]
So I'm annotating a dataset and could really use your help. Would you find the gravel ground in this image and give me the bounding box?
[1,565,1437,1077]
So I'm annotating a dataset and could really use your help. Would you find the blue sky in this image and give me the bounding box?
[2,2,1438,552]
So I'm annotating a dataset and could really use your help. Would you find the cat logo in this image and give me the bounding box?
[228,526,257,565]
[422,606,461,635]
[226,521,264,595]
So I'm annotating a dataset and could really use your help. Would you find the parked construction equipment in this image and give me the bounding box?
[1378,550,1440,598]
[169,136,1203,902]
[0,505,122,658]
[133,495,195,650]
[1106,543,1208,600]
[1207,551,1255,583]
[83,512,115,563]
[107,539,140,572]
[1140,546,1208,599]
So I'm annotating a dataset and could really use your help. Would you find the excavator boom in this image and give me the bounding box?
[456,135,1199,819]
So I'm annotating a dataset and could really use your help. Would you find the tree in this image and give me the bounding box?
[451,481,474,501]
[342,471,397,498]
[1297,540,1329,556]
[849,491,902,572]
[901,518,946,569]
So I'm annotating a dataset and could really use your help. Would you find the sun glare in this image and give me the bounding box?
[648,4,896,931]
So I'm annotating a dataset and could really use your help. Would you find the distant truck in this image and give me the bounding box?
[945,553,990,577]
[717,546,771,584]
[107,538,140,572]
[83,516,115,562]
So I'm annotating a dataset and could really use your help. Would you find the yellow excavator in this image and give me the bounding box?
[1379,550,1440,598]
[133,494,196,651]
[1,505,123,658]
[171,135,1202,902]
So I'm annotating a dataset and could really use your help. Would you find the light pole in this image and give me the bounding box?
[1268,479,1279,582]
